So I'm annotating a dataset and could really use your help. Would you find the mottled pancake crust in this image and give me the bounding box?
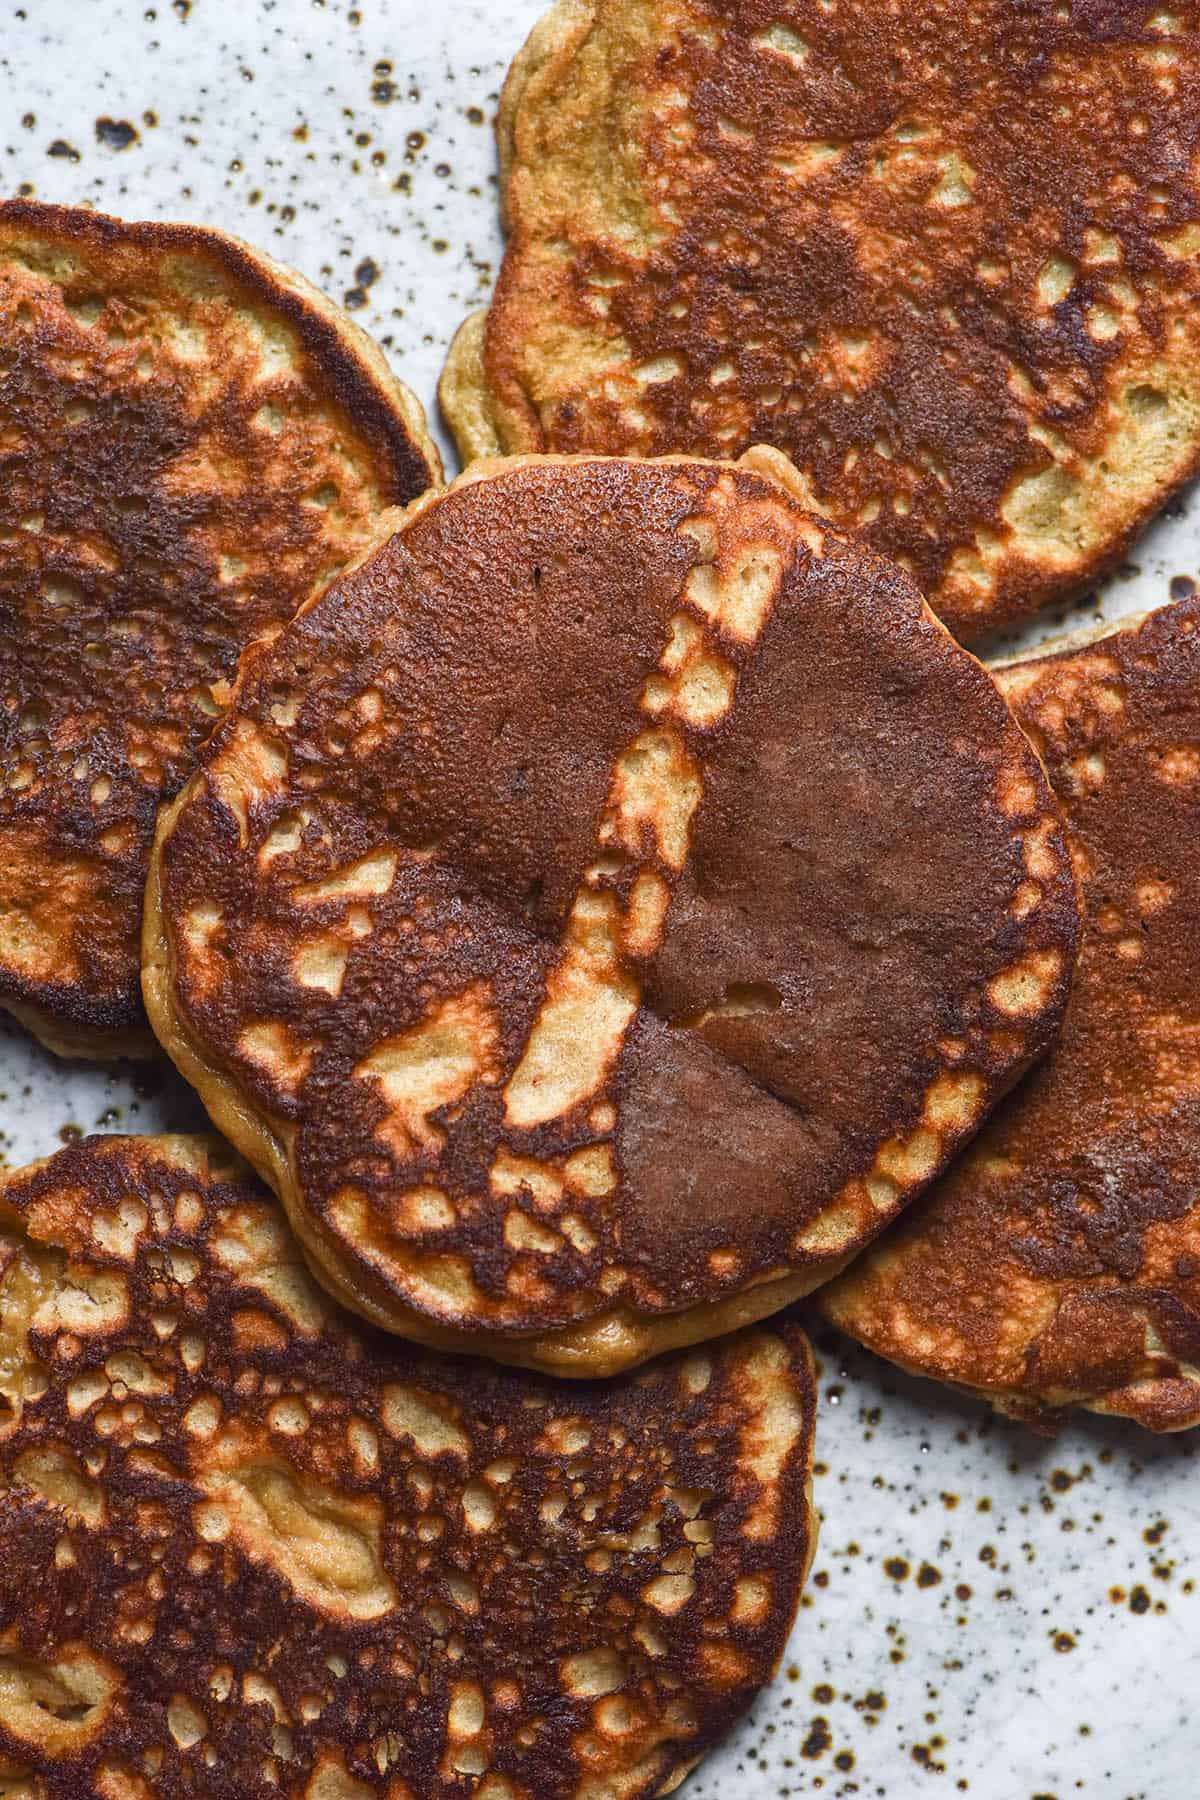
[0,1133,815,1799]
[0,200,440,1060]
[824,598,1200,1432]
[145,454,1079,1377]
[442,0,1200,638]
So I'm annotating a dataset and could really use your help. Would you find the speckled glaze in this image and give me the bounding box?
[1,2,1198,1796]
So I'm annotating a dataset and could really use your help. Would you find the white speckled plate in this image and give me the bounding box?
[2,3,1197,1795]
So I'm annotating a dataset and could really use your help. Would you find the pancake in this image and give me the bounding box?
[441,0,1200,639]
[0,1132,815,1799]
[0,199,440,1061]
[144,452,1079,1376]
[823,597,1200,1431]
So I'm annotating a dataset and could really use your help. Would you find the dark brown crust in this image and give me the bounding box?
[823,597,1200,1431]
[0,200,439,1056]
[0,201,438,525]
[148,455,1080,1371]
[0,1133,815,1799]
[464,0,1200,637]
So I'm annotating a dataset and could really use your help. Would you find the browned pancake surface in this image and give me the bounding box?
[445,0,1200,637]
[0,1133,815,1799]
[146,455,1078,1373]
[0,201,439,1058]
[824,598,1200,1430]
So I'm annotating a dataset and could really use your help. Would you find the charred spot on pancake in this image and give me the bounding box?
[146,454,1080,1375]
[0,1133,816,1797]
[824,597,1200,1432]
[444,0,1200,637]
[0,199,439,1059]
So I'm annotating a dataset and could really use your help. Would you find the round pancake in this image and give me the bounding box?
[0,199,440,1061]
[0,1132,815,1800]
[441,0,1200,639]
[144,452,1079,1376]
[823,597,1200,1431]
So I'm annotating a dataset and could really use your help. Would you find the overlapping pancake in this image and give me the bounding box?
[0,1132,815,1798]
[824,598,1200,1431]
[144,452,1079,1376]
[0,200,440,1061]
[442,0,1200,638]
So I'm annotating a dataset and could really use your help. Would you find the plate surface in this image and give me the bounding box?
[2,2,1198,1795]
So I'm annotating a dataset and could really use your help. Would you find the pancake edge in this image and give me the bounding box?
[817,1309,1200,1434]
[1,995,158,1063]
[439,0,593,466]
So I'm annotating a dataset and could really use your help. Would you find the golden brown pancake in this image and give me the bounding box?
[144,452,1079,1376]
[0,1132,816,1799]
[0,200,440,1061]
[442,0,1200,638]
[823,597,1200,1431]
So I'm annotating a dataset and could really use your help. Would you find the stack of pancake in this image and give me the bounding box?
[2,1,1199,1791]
